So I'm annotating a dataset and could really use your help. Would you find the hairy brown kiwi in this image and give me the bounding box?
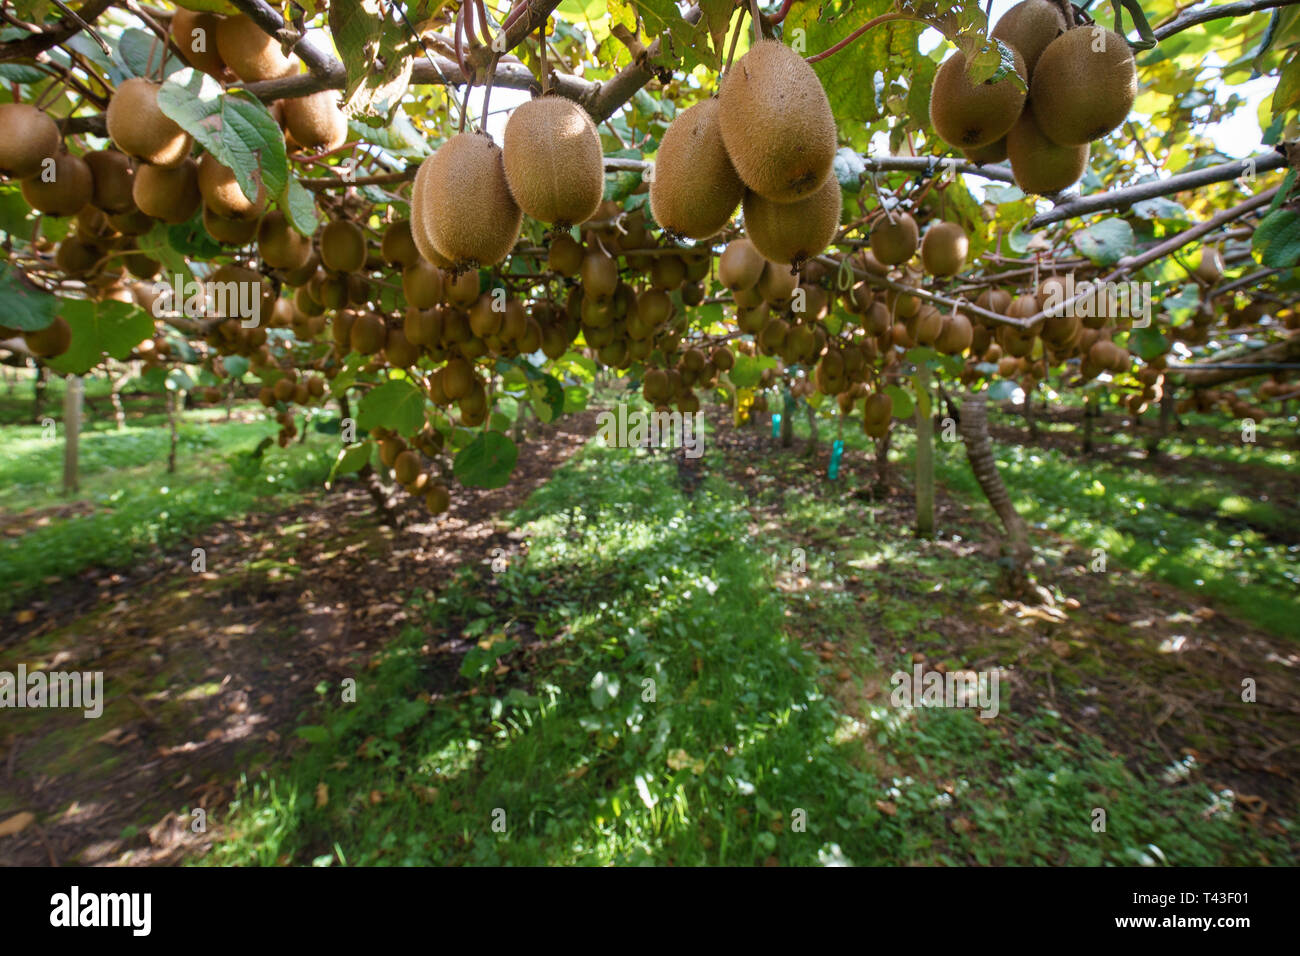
[55,236,100,275]
[1030,28,1137,146]
[84,150,135,214]
[21,152,93,216]
[580,249,619,299]
[742,173,842,267]
[258,210,312,269]
[384,327,421,369]
[991,0,1068,76]
[928,49,1028,149]
[216,14,293,82]
[320,219,367,273]
[107,78,193,168]
[282,90,349,152]
[920,221,969,277]
[23,316,72,357]
[869,212,919,266]
[204,204,260,244]
[718,40,837,203]
[420,132,522,269]
[198,152,266,219]
[382,220,420,268]
[403,259,444,309]
[0,103,61,180]
[409,157,454,268]
[962,136,1008,164]
[349,312,386,356]
[171,9,226,77]
[650,98,743,238]
[133,159,200,223]
[502,96,604,226]
[718,238,765,291]
[1006,112,1089,194]
[548,234,583,276]
[109,207,153,236]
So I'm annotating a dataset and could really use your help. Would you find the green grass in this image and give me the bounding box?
[209,433,1292,866]
[794,406,1300,640]
[0,409,334,612]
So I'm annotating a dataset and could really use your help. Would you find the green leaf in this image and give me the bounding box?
[329,440,373,482]
[1127,326,1169,362]
[46,299,154,375]
[221,355,250,379]
[329,0,384,103]
[529,374,565,424]
[589,671,620,710]
[1253,208,1300,269]
[987,378,1018,400]
[0,263,58,331]
[1131,197,1188,221]
[356,379,427,436]
[453,432,518,489]
[157,68,289,202]
[117,28,184,79]
[0,184,34,237]
[1072,217,1135,266]
[884,384,913,419]
[295,725,331,744]
[728,353,776,389]
[283,178,320,237]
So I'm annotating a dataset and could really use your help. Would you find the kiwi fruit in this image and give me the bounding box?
[171,9,226,77]
[548,234,583,276]
[991,0,1068,76]
[107,78,193,168]
[1030,28,1137,146]
[445,269,480,308]
[934,312,974,354]
[718,40,837,203]
[409,157,455,268]
[928,49,1028,149]
[21,152,93,216]
[349,312,386,355]
[581,249,619,299]
[282,91,349,152]
[719,238,765,291]
[0,104,61,180]
[204,204,260,245]
[56,236,101,275]
[742,173,842,267]
[962,137,1008,164]
[24,317,72,358]
[650,98,744,238]
[198,152,266,219]
[403,260,445,309]
[757,262,797,308]
[133,158,200,223]
[1193,247,1224,284]
[384,327,420,368]
[420,132,522,269]
[920,221,968,276]
[1006,112,1089,194]
[320,219,367,273]
[381,220,420,268]
[258,211,312,269]
[109,207,154,236]
[83,150,136,214]
[502,96,603,227]
[216,14,293,82]
[869,212,919,265]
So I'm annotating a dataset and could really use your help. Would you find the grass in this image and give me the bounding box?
[208,432,1292,866]
[792,403,1300,640]
[0,406,334,612]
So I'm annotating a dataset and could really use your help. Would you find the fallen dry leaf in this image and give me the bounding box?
[0,811,35,838]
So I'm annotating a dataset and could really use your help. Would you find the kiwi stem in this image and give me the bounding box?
[538,22,549,94]
[475,0,495,48]
[869,173,897,226]
[770,0,797,26]
[723,5,747,74]
[747,0,763,45]
[480,52,502,132]
[47,0,111,56]
[805,13,927,64]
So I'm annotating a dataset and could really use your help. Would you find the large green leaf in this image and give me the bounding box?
[45,299,154,375]
[0,263,58,331]
[157,68,289,202]
[1253,208,1300,269]
[453,432,518,489]
[1073,218,1136,266]
[356,379,427,435]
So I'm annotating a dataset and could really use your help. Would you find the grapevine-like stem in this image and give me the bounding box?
[771,0,797,26]
[805,12,928,64]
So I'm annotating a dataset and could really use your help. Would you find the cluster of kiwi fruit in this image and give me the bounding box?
[929,0,1138,195]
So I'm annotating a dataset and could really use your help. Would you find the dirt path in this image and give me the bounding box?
[0,412,596,866]
[705,411,1299,845]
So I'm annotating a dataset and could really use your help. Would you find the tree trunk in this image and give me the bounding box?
[110,367,130,430]
[1147,387,1175,458]
[33,362,47,422]
[780,389,794,448]
[914,364,934,537]
[62,375,83,495]
[1022,381,1037,440]
[873,429,892,493]
[957,392,1032,592]
[1082,392,1095,455]
[167,389,179,473]
[803,401,817,457]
